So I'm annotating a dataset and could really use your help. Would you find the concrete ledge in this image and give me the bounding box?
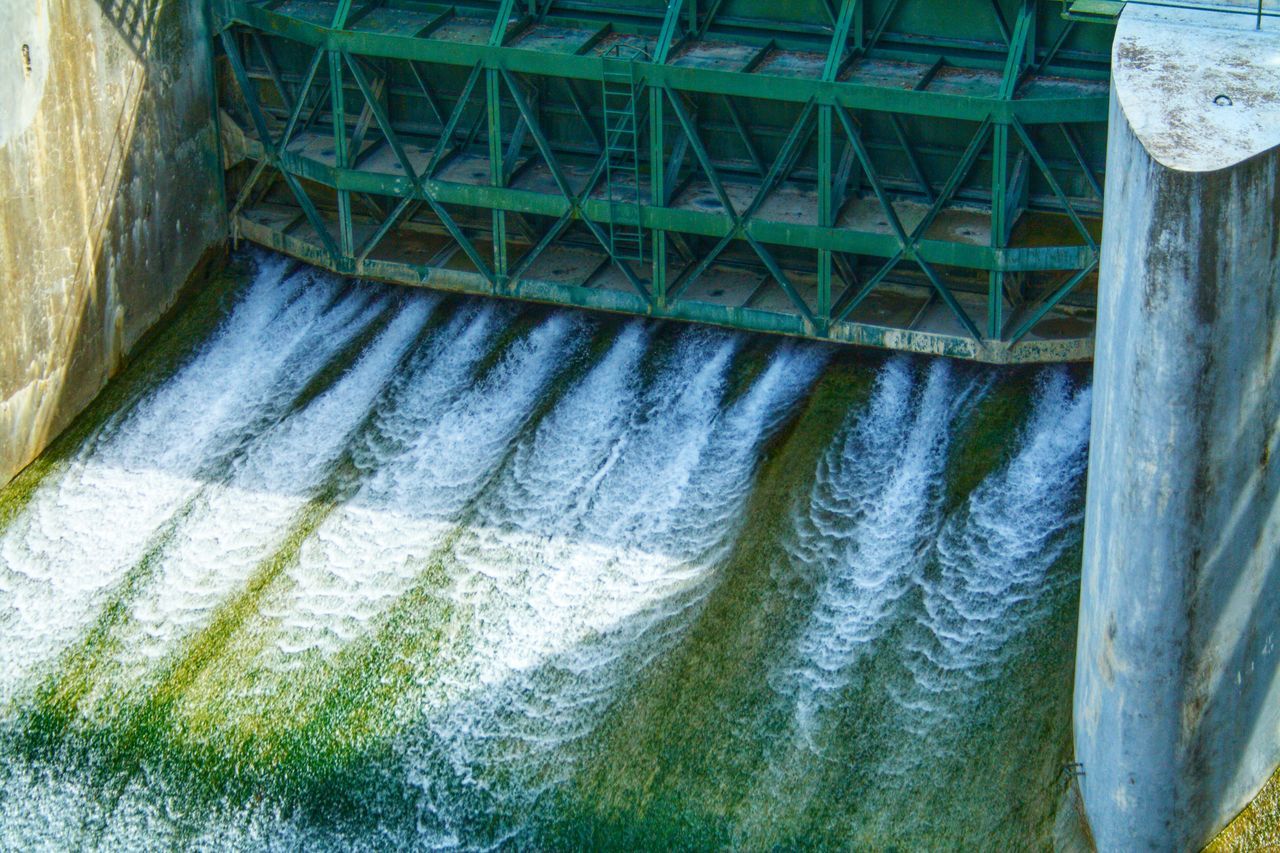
[1113,5,1280,172]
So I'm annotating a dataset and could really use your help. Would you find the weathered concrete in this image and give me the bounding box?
[1076,6,1280,850]
[0,0,225,485]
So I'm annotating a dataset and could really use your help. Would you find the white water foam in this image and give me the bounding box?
[0,265,1092,849]
[399,334,826,849]
[777,357,983,737]
[104,293,437,687]
[0,258,381,706]
[256,308,586,666]
[902,369,1092,717]
[490,321,651,535]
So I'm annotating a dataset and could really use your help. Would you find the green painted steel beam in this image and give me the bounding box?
[237,133,1097,273]
[213,0,1109,124]
[234,212,1094,364]
[214,0,1110,356]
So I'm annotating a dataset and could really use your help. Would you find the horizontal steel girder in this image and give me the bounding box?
[235,210,1094,364]
[213,0,1110,125]
[226,127,1097,275]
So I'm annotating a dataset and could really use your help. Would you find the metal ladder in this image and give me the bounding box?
[601,43,647,263]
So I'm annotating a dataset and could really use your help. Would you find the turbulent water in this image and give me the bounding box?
[0,255,1093,849]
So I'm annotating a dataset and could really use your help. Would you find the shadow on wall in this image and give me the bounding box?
[1131,150,1280,848]
[0,0,225,485]
[1189,153,1280,844]
[1192,161,1280,835]
[96,0,163,58]
[1207,761,1280,848]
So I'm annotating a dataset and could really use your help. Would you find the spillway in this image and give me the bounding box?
[6,0,1280,844]
[0,253,1094,848]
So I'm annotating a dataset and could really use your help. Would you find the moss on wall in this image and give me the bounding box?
[1205,767,1280,852]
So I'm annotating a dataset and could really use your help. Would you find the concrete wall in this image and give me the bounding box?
[0,0,225,485]
[1076,7,1280,850]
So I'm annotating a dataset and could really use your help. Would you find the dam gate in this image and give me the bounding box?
[210,0,1118,363]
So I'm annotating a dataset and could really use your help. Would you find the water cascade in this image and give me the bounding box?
[0,255,1095,848]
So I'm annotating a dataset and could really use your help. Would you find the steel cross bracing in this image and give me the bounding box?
[211,0,1113,363]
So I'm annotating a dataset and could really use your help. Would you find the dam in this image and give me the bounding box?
[0,0,1278,849]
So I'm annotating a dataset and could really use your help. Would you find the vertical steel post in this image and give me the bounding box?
[487,0,519,293]
[488,70,508,292]
[330,50,354,264]
[989,123,1008,341]
[989,0,1035,341]
[646,0,690,303]
[817,104,833,325]
[650,87,667,308]
[819,0,860,331]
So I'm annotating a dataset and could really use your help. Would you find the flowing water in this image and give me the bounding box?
[0,254,1092,849]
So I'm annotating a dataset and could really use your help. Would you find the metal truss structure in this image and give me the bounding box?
[211,0,1115,362]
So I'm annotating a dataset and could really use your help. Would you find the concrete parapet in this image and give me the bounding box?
[1076,6,1280,849]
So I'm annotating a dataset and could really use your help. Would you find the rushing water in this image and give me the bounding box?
[0,254,1092,848]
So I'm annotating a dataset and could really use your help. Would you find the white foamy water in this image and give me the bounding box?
[256,308,585,667]
[0,258,382,705]
[399,335,826,848]
[777,357,983,736]
[0,254,1094,849]
[491,321,650,533]
[0,756,357,852]
[105,293,436,686]
[902,369,1092,713]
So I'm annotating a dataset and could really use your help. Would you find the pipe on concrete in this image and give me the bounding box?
[1076,6,1280,849]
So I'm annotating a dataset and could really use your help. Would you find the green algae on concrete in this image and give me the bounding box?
[0,254,240,534]
[545,358,1086,850]
[1206,766,1280,853]
[0,261,1094,848]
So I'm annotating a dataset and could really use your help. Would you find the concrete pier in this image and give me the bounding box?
[0,0,225,485]
[1076,6,1280,849]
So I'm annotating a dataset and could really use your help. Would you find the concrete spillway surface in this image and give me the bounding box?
[0,254,1092,848]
